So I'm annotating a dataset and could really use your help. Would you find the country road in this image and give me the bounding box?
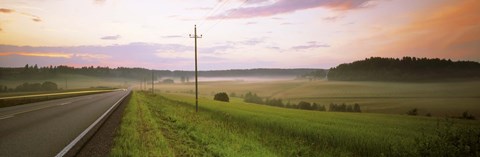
[0,90,130,157]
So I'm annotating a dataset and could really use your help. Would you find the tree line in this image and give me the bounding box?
[0,65,319,80]
[243,92,361,112]
[328,57,480,81]
[0,81,58,92]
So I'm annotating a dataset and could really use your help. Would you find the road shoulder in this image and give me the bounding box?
[75,92,131,157]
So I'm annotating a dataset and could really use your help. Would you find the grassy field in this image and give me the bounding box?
[156,80,480,117]
[0,74,135,90]
[111,91,479,156]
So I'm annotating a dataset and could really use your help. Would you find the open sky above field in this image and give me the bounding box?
[0,0,479,70]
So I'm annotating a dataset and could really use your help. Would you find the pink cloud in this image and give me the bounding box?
[292,41,330,51]
[208,0,372,19]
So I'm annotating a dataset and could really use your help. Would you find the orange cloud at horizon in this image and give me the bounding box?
[0,52,110,59]
[0,52,72,58]
[373,0,480,60]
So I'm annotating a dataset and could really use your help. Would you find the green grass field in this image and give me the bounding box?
[111,91,480,156]
[156,80,480,117]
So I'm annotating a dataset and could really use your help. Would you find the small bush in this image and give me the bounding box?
[407,108,418,116]
[460,111,475,120]
[297,101,312,110]
[244,92,263,104]
[214,92,229,102]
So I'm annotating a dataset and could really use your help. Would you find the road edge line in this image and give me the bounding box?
[55,90,131,157]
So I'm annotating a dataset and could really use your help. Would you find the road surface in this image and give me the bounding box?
[0,90,130,157]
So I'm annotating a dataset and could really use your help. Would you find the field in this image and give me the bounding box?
[155,79,480,117]
[0,74,135,90]
[111,91,480,156]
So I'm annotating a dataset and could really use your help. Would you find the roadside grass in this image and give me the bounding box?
[112,91,480,156]
[110,92,173,157]
[111,91,275,156]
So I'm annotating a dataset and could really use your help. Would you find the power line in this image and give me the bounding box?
[204,0,249,34]
[198,0,229,28]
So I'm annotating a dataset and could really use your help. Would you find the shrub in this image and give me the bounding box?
[298,101,312,110]
[163,79,174,84]
[244,92,263,104]
[214,92,229,102]
[407,108,418,116]
[41,81,58,91]
[353,103,361,112]
[460,111,475,120]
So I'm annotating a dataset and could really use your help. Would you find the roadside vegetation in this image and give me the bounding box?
[112,91,480,156]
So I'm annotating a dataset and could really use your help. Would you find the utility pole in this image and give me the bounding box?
[151,70,154,94]
[65,78,67,90]
[190,25,202,112]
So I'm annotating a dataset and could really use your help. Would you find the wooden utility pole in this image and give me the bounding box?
[190,25,202,112]
[151,70,154,94]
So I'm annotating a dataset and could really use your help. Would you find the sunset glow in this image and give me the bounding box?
[0,0,478,70]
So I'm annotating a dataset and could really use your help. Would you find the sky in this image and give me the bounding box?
[0,0,479,70]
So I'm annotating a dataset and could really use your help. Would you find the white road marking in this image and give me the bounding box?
[0,101,73,120]
[55,90,131,157]
[59,102,72,106]
[0,115,14,120]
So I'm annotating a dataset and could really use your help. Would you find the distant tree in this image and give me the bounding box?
[180,76,186,83]
[230,92,236,97]
[461,111,475,120]
[407,108,418,116]
[285,101,293,108]
[353,103,361,112]
[41,81,58,91]
[298,101,312,110]
[265,98,284,107]
[318,104,326,111]
[346,105,353,112]
[163,79,174,84]
[339,103,347,112]
[244,92,263,104]
[214,92,229,102]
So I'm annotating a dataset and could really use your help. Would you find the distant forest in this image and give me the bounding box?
[328,57,480,81]
[0,64,318,80]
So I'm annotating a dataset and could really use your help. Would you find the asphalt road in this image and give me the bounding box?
[0,90,130,157]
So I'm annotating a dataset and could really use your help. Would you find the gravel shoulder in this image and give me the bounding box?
[75,93,131,157]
